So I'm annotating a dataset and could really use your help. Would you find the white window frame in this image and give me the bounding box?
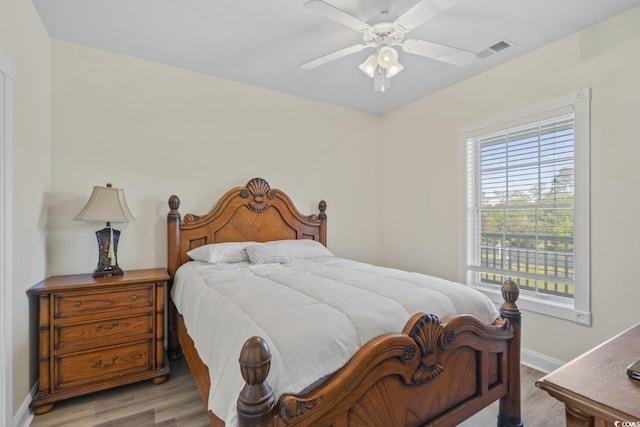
[459,88,591,325]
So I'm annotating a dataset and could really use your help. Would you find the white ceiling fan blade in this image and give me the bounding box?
[402,39,475,66]
[394,0,459,33]
[300,44,368,70]
[304,0,372,33]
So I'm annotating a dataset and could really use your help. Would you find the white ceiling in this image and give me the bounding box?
[33,0,640,115]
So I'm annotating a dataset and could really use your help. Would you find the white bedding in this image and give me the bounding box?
[171,257,500,426]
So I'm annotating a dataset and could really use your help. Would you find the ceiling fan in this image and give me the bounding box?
[301,0,476,92]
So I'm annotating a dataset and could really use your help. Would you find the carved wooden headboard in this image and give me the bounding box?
[166,177,327,278]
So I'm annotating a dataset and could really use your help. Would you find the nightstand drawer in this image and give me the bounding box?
[55,341,152,389]
[54,286,153,318]
[54,313,153,350]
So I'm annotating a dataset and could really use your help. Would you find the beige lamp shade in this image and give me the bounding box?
[74,184,135,223]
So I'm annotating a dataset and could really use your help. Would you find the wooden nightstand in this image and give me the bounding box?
[28,268,171,415]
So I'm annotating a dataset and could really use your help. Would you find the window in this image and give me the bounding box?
[460,89,591,325]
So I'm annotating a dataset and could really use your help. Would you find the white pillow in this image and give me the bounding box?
[266,239,334,259]
[186,241,255,264]
[246,243,290,264]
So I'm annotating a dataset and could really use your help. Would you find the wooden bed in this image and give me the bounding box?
[166,177,523,427]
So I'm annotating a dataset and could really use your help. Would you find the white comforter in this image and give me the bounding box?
[172,257,499,425]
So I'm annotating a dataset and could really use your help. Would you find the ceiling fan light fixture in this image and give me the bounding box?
[303,0,476,94]
[377,46,399,69]
[386,62,404,78]
[358,54,378,78]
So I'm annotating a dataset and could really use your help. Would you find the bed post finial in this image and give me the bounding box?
[318,200,327,220]
[238,337,276,427]
[168,195,180,213]
[498,279,522,427]
[500,279,520,314]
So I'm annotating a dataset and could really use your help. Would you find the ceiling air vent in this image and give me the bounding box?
[476,39,514,59]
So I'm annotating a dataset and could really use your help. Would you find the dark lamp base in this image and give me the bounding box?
[93,265,124,278]
[93,225,125,278]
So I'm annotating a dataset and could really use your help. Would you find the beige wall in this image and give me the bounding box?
[381,7,640,363]
[0,0,51,417]
[48,40,383,278]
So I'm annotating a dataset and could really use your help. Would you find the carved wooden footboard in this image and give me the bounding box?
[166,178,522,427]
[237,281,522,427]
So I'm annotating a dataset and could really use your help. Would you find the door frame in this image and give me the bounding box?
[0,50,16,426]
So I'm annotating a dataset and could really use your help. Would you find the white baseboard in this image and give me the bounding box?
[13,383,36,427]
[521,347,565,374]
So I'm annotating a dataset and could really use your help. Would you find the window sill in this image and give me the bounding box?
[472,284,592,326]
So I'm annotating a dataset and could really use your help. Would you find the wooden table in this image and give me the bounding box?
[536,323,640,426]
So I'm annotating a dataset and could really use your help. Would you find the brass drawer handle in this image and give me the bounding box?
[96,321,119,331]
[94,356,118,368]
[130,295,137,301]
[74,301,81,307]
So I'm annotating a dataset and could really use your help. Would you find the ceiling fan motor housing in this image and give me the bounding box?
[363,23,404,46]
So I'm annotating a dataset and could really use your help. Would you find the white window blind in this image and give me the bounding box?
[466,115,575,299]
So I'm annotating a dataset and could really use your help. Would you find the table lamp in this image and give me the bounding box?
[74,183,135,277]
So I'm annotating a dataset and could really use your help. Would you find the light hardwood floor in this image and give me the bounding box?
[30,358,564,426]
